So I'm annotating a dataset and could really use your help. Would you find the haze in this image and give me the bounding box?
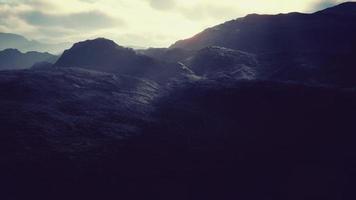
[0,0,350,48]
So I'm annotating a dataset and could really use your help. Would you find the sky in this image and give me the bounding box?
[0,0,351,48]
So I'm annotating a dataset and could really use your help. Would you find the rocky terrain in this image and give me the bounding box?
[171,2,356,86]
[55,38,190,82]
[1,2,356,200]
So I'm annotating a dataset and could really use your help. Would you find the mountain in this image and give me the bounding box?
[0,49,58,70]
[182,46,258,80]
[170,2,356,86]
[170,2,356,53]
[0,32,71,53]
[137,47,194,63]
[317,1,356,16]
[55,38,189,82]
[2,2,356,200]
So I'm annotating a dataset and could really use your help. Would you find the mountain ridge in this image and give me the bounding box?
[0,48,58,70]
[170,2,356,52]
[167,2,356,86]
[316,1,356,15]
[0,32,71,54]
[54,38,189,82]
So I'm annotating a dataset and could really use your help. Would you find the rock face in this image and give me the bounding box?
[55,38,188,82]
[183,46,258,80]
[0,48,58,70]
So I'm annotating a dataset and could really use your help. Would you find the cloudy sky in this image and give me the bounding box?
[0,0,350,47]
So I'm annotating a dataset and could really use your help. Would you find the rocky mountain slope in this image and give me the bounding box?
[55,38,189,82]
[170,2,356,86]
[182,46,258,80]
[171,2,356,53]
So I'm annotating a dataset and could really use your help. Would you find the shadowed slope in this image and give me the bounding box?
[55,38,188,82]
[170,2,356,86]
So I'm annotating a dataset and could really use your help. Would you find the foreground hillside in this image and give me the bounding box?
[1,67,356,199]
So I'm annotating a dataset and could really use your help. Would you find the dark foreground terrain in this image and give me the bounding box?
[1,2,356,200]
[1,68,356,200]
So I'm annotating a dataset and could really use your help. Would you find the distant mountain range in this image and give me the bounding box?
[0,48,58,70]
[0,33,71,54]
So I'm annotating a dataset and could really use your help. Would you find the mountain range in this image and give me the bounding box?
[0,32,71,53]
[170,2,356,86]
[1,2,356,200]
[0,48,58,70]
[54,38,189,82]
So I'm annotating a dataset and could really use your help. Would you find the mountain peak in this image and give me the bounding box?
[0,48,57,70]
[54,38,186,81]
[1,48,22,55]
[55,38,134,70]
[317,2,356,15]
[70,38,125,51]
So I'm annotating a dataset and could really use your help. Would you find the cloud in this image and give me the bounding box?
[20,10,123,30]
[0,2,36,34]
[147,0,176,10]
[176,3,239,21]
[0,0,352,48]
[0,0,126,45]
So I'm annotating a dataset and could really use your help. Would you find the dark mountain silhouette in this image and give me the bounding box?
[317,1,356,16]
[0,32,71,53]
[170,2,356,86]
[0,48,58,70]
[55,38,189,81]
[170,2,356,53]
